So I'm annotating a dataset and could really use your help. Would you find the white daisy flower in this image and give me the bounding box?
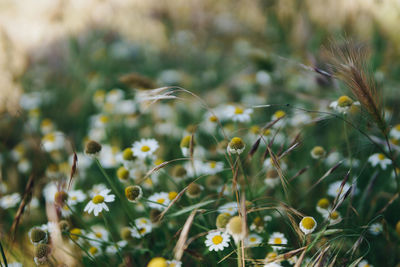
[105,89,125,104]
[368,153,391,170]
[147,192,170,211]
[271,110,287,128]
[227,137,245,155]
[203,161,224,175]
[268,232,288,251]
[84,188,115,216]
[358,260,373,267]
[218,183,240,197]
[89,184,108,198]
[67,190,86,206]
[131,218,153,238]
[88,225,109,245]
[299,217,317,235]
[226,105,253,122]
[369,223,383,236]
[327,180,351,199]
[245,233,262,247]
[325,210,342,225]
[41,131,65,152]
[0,193,21,209]
[105,240,127,254]
[98,145,119,168]
[218,202,238,215]
[88,245,102,257]
[316,198,331,215]
[250,217,265,233]
[290,112,312,127]
[329,95,360,114]
[60,204,73,217]
[390,124,400,140]
[132,138,159,159]
[263,157,287,171]
[205,231,231,252]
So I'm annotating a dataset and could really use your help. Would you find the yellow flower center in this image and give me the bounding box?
[395,124,400,131]
[378,153,385,160]
[330,211,339,220]
[317,198,330,209]
[141,145,150,152]
[70,228,81,240]
[263,129,271,136]
[301,217,315,230]
[274,110,286,119]
[95,232,102,238]
[234,107,244,114]
[140,219,148,224]
[157,198,165,204]
[337,95,353,107]
[274,238,282,244]
[209,161,217,169]
[41,119,52,127]
[180,135,192,148]
[99,115,109,123]
[212,235,223,245]
[92,195,105,204]
[71,196,77,200]
[139,228,146,234]
[89,246,98,255]
[155,159,164,165]
[44,133,55,142]
[122,148,134,160]
[229,137,244,150]
[209,115,218,122]
[312,146,325,157]
[250,237,257,242]
[168,191,178,200]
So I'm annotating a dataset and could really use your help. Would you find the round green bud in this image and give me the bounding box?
[30,228,47,243]
[216,213,231,229]
[186,183,202,198]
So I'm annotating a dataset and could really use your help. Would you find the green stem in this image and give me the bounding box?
[236,241,242,267]
[0,240,7,267]
[95,159,136,224]
[102,214,124,262]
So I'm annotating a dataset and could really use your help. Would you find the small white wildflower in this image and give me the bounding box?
[204,231,231,252]
[132,138,159,159]
[299,217,317,235]
[84,189,115,216]
[268,232,287,251]
[368,153,391,170]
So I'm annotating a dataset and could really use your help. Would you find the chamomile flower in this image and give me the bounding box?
[264,170,281,188]
[368,153,391,170]
[132,138,159,159]
[327,180,351,199]
[0,193,21,209]
[131,218,153,238]
[84,188,115,216]
[105,240,127,254]
[226,105,253,122]
[316,198,331,215]
[263,157,287,171]
[88,245,101,257]
[227,137,245,154]
[227,216,246,243]
[268,232,288,251]
[148,192,170,211]
[326,210,342,225]
[67,190,86,206]
[42,131,65,152]
[245,233,262,247]
[271,110,287,128]
[390,124,400,140]
[205,231,231,252]
[125,185,143,202]
[88,225,109,244]
[311,146,326,159]
[299,217,317,235]
[329,95,360,114]
[203,161,224,175]
[250,216,265,233]
[369,222,383,236]
[89,184,108,198]
[218,202,238,215]
[358,260,373,267]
